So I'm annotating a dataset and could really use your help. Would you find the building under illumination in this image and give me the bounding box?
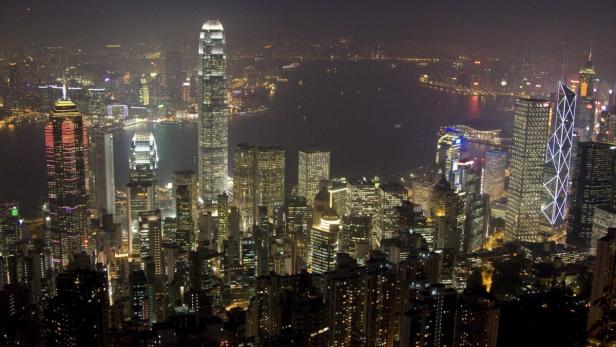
[45,93,89,269]
[297,147,330,205]
[198,19,228,204]
[90,128,115,217]
[127,132,159,257]
[577,51,596,142]
[435,132,462,185]
[541,82,576,227]
[505,98,550,242]
[232,144,285,230]
[481,149,507,200]
[309,209,340,274]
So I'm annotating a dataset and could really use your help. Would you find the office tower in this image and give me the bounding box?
[283,195,311,269]
[436,132,462,185]
[456,158,479,194]
[591,207,616,255]
[505,98,550,242]
[232,144,285,230]
[328,178,350,217]
[340,214,371,264]
[567,143,616,248]
[587,229,616,337]
[481,149,507,200]
[309,209,340,274]
[190,247,222,307]
[240,236,256,300]
[541,82,576,226]
[577,51,596,142]
[90,128,115,216]
[127,132,158,256]
[45,268,109,347]
[221,237,243,305]
[378,182,407,242]
[348,177,379,248]
[198,19,228,204]
[138,211,162,276]
[174,170,198,228]
[45,93,89,269]
[217,192,229,251]
[464,194,490,253]
[431,177,464,251]
[297,147,330,204]
[175,185,195,253]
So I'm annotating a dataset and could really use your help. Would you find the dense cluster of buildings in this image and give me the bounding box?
[3,18,616,347]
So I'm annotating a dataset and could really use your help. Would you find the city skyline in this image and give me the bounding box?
[2,4,616,346]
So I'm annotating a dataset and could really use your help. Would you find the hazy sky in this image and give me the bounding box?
[2,0,616,58]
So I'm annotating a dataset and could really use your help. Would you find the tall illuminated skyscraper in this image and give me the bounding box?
[90,127,115,216]
[505,98,550,242]
[198,19,228,204]
[309,209,340,274]
[577,50,596,142]
[541,82,576,226]
[232,144,285,230]
[435,132,462,185]
[567,143,616,248]
[481,149,507,200]
[127,132,159,256]
[297,147,330,204]
[45,91,89,269]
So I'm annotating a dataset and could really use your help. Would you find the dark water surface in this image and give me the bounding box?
[0,61,512,216]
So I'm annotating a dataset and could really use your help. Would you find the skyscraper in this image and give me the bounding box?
[481,149,507,200]
[232,144,285,230]
[127,132,159,256]
[505,98,550,242]
[541,82,576,226]
[567,142,616,248]
[435,132,462,185]
[138,210,163,276]
[198,19,228,204]
[45,93,89,269]
[297,147,330,204]
[309,209,340,274]
[90,127,115,216]
[577,51,596,142]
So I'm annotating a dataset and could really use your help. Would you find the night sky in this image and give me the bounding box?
[2,0,616,56]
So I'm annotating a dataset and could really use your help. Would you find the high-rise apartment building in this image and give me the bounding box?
[297,147,330,204]
[198,19,228,204]
[505,98,550,242]
[45,94,89,269]
[587,228,616,336]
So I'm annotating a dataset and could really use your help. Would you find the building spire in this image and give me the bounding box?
[588,43,592,63]
[62,83,68,100]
